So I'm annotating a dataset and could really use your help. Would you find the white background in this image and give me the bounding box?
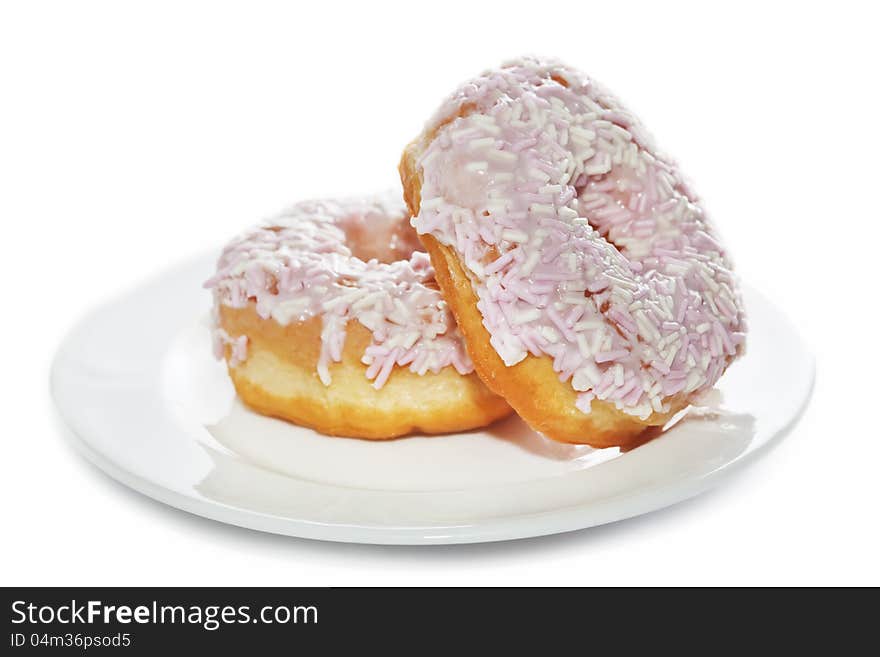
[2,1,878,586]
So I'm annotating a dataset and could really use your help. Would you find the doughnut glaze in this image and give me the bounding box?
[205,194,511,438]
[401,57,746,443]
[206,194,473,388]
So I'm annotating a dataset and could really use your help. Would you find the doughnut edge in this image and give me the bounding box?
[219,304,513,440]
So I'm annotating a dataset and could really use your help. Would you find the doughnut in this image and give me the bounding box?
[400,57,747,447]
[204,194,511,439]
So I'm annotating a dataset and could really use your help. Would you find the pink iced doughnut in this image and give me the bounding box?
[205,194,510,439]
[400,57,747,446]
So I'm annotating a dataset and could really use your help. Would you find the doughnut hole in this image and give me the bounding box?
[340,208,423,264]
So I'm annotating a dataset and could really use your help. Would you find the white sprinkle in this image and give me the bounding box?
[589,329,605,355]
[469,137,496,150]
[501,229,529,243]
[584,163,610,176]
[486,200,508,214]
[577,147,596,161]
[528,168,551,182]
[574,319,604,331]
[470,114,500,128]
[540,326,560,342]
[320,295,349,312]
[612,287,634,305]
[570,127,597,144]
[510,308,542,325]
[651,395,665,413]
[520,250,541,276]
[529,203,556,217]
[664,343,679,366]
[487,149,518,164]
[558,207,579,221]
[572,362,602,391]
[317,361,331,386]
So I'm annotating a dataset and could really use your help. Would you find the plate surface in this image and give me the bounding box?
[51,254,813,544]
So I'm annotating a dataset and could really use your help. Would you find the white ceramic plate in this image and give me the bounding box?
[51,254,813,544]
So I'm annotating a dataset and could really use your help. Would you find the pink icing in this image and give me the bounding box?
[212,327,248,366]
[205,194,473,389]
[414,57,746,420]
